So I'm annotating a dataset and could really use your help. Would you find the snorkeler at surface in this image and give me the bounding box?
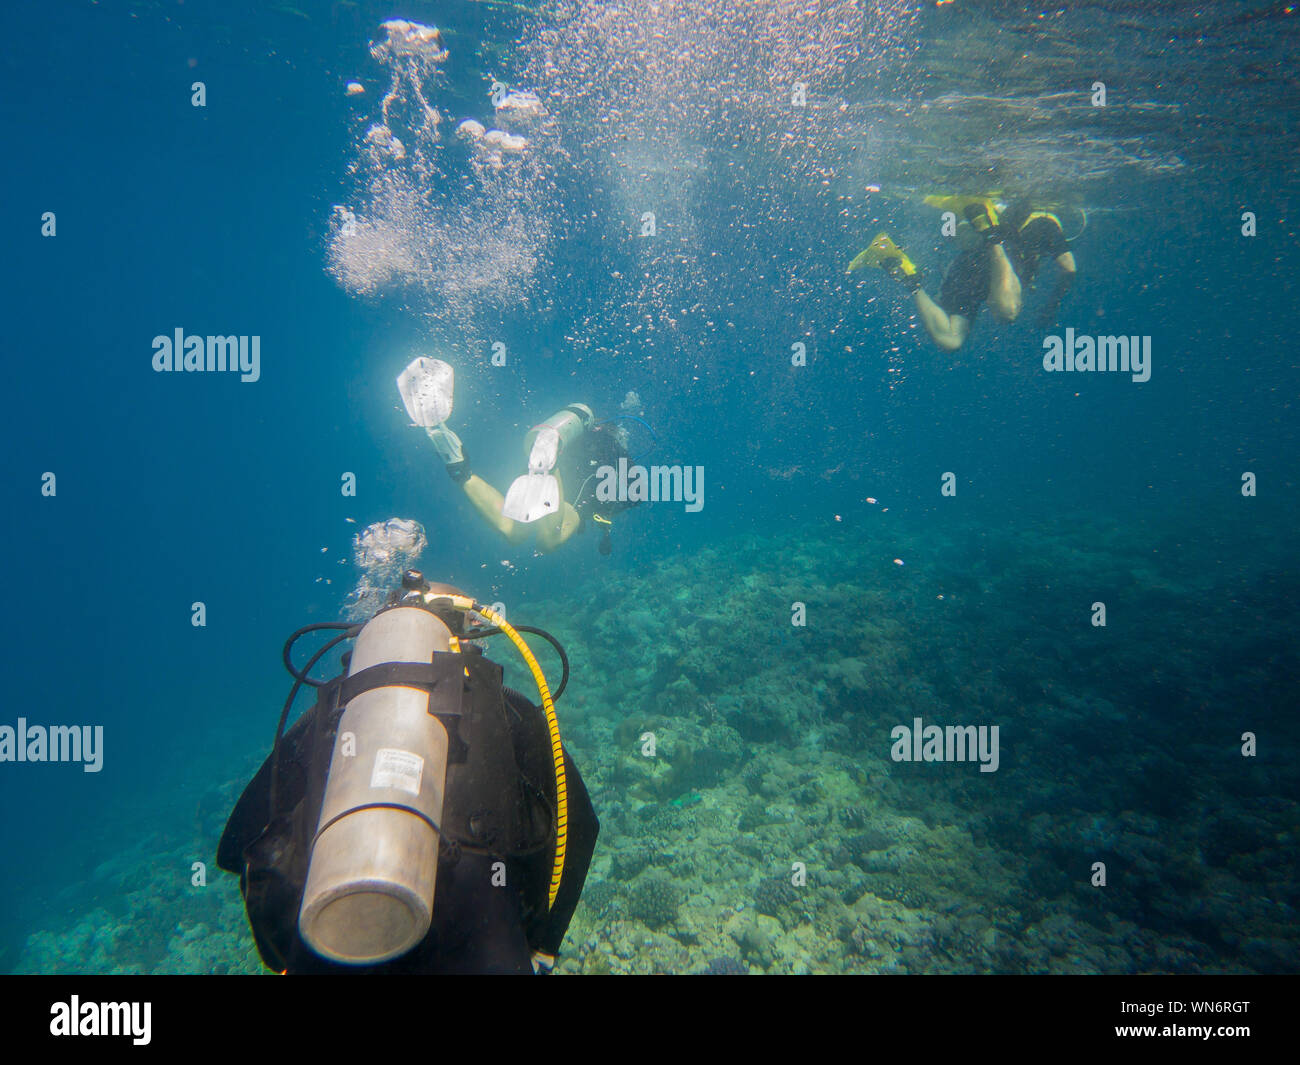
[398,357,639,556]
[848,196,1077,352]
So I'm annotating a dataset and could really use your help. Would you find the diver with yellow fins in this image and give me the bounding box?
[848,196,1078,352]
[397,357,639,556]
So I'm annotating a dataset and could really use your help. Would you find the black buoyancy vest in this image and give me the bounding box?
[217,648,593,973]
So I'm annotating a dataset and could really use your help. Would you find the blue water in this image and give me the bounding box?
[1,0,1296,974]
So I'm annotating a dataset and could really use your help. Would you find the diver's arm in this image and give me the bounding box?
[1035,251,1076,329]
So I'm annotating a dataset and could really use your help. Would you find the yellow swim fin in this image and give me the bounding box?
[922,194,1001,228]
[847,232,918,277]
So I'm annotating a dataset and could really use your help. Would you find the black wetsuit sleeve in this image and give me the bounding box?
[537,746,598,955]
[503,687,599,956]
[216,691,326,874]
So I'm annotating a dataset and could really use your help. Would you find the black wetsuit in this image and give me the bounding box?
[938,215,1070,322]
[560,423,638,533]
[217,645,598,974]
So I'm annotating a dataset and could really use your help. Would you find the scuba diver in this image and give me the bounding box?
[848,196,1078,352]
[217,576,598,974]
[397,357,642,557]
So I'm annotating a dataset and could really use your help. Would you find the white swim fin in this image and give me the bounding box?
[502,472,560,523]
[397,357,454,428]
[502,425,562,523]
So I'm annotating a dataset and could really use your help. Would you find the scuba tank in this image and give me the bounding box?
[523,403,594,460]
[504,404,596,524]
[298,606,453,964]
[217,578,600,973]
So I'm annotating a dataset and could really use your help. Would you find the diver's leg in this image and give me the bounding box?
[956,200,1020,321]
[427,423,529,544]
[848,234,969,352]
[536,503,581,553]
[462,475,530,544]
[913,288,971,352]
[535,473,581,553]
[986,244,1022,321]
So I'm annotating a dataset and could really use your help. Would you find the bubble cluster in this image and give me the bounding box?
[327,19,553,324]
[514,0,918,362]
[345,518,428,621]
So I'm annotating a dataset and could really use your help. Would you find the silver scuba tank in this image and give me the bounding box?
[523,403,594,459]
[297,606,452,964]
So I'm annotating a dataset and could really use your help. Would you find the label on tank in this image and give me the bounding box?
[370,748,425,796]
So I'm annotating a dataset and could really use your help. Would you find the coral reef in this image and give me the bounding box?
[14,513,1300,975]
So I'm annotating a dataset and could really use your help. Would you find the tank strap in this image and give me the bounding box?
[340,658,465,712]
[339,656,469,761]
